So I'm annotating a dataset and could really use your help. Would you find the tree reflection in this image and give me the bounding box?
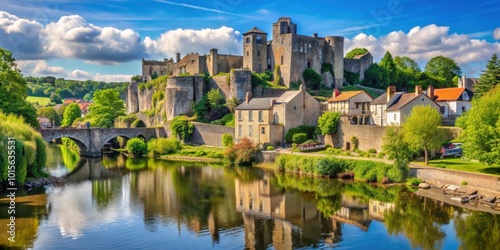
[92,179,121,208]
[455,211,500,250]
[384,191,451,250]
[60,145,80,172]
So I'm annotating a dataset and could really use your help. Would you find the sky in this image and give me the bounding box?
[1,0,499,82]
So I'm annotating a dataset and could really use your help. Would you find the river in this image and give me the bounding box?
[1,145,500,249]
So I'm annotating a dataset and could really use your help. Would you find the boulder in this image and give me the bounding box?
[419,183,431,189]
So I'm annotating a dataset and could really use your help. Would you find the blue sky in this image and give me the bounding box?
[1,0,499,81]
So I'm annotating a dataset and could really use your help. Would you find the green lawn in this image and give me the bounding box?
[169,145,226,159]
[27,96,50,106]
[426,157,500,175]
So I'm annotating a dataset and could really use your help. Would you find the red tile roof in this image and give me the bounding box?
[327,91,365,102]
[433,87,466,101]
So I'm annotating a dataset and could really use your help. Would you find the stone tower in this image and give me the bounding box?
[326,36,344,89]
[243,27,267,73]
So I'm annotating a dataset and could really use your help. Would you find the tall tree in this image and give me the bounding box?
[382,126,413,178]
[424,56,462,86]
[394,56,421,73]
[206,89,225,110]
[380,51,399,85]
[362,63,390,89]
[402,105,444,165]
[457,85,500,165]
[62,103,81,127]
[475,53,500,98]
[89,89,126,128]
[37,107,61,126]
[0,48,38,128]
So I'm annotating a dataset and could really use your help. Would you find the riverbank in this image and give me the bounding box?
[25,176,65,188]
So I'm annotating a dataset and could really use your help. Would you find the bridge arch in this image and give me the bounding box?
[99,133,148,152]
[43,135,89,153]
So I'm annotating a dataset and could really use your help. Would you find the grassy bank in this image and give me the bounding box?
[425,157,500,175]
[27,96,50,106]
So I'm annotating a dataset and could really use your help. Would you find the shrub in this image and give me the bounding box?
[126,138,147,157]
[378,152,386,159]
[147,138,182,156]
[406,177,422,186]
[222,133,234,147]
[224,137,258,165]
[303,68,322,90]
[461,181,468,186]
[285,125,316,143]
[266,146,275,151]
[292,133,307,144]
[317,112,341,135]
[368,148,377,154]
[170,116,194,142]
[350,136,359,150]
[327,147,342,155]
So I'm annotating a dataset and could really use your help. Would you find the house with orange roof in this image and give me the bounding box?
[326,89,373,117]
[78,101,92,117]
[428,86,473,122]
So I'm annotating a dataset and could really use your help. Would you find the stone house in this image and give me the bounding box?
[344,52,373,82]
[370,86,440,126]
[234,84,320,145]
[37,117,52,128]
[430,86,473,123]
[326,89,373,116]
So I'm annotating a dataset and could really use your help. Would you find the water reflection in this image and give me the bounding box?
[3,145,500,249]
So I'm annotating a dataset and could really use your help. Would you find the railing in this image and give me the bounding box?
[298,144,326,151]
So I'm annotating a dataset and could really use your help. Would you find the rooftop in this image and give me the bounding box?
[243,27,267,35]
[327,90,365,102]
[433,87,467,101]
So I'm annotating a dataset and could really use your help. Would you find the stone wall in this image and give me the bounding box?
[191,122,234,147]
[230,69,252,101]
[325,117,387,152]
[218,54,243,73]
[344,53,373,82]
[411,167,500,193]
[137,87,155,112]
[208,75,231,98]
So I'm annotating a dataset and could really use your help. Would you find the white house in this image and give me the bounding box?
[429,87,473,122]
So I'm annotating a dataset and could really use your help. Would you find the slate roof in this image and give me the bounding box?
[433,87,467,101]
[243,27,267,35]
[235,98,275,110]
[177,53,200,67]
[385,93,429,112]
[327,90,366,102]
[276,91,300,103]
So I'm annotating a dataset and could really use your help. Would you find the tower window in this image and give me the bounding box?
[281,56,283,65]
[247,51,249,56]
[257,50,260,57]
[307,61,311,68]
[246,37,250,43]
[256,35,262,43]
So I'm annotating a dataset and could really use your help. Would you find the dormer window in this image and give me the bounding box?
[256,35,262,43]
[462,92,469,101]
[246,37,250,43]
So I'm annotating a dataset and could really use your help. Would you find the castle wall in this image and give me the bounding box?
[142,59,175,82]
[270,34,294,87]
[191,122,234,146]
[326,36,344,88]
[324,117,387,152]
[230,69,252,101]
[289,35,324,85]
[344,53,373,81]
[137,87,155,112]
[208,76,231,98]
[127,82,139,113]
[164,76,205,120]
[217,55,243,73]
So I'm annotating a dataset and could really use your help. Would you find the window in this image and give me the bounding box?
[245,37,250,43]
[259,201,263,212]
[261,127,265,134]
[256,35,262,43]
[258,111,263,121]
[294,106,296,110]
[257,50,260,57]
[249,111,253,121]
[249,125,253,136]
[440,106,445,114]
[238,125,242,137]
[462,106,466,112]
[281,56,283,65]
[246,51,249,56]
[249,198,253,210]
[238,111,242,121]
[239,199,243,206]
[462,92,469,101]
[393,114,396,120]
[307,61,311,68]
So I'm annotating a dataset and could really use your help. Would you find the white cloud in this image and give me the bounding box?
[144,26,242,58]
[0,11,45,59]
[494,27,500,40]
[17,60,132,82]
[345,24,500,76]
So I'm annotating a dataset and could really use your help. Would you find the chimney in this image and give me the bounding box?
[176,52,181,63]
[313,33,318,38]
[245,92,252,104]
[333,88,340,98]
[299,84,306,92]
[415,85,422,96]
[270,99,276,106]
[386,86,396,102]
[427,85,435,99]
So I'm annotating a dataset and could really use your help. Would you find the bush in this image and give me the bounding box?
[126,138,147,157]
[303,68,322,90]
[378,152,386,159]
[222,133,234,147]
[350,136,359,150]
[327,147,342,155]
[462,181,468,186]
[170,116,194,142]
[368,148,377,154]
[285,125,316,143]
[292,133,307,144]
[225,137,258,165]
[147,138,182,156]
[406,177,422,186]
[266,146,275,151]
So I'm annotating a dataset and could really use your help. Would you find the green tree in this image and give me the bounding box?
[49,92,63,104]
[394,56,421,73]
[126,137,147,157]
[345,48,369,59]
[402,105,444,165]
[317,111,341,135]
[380,51,399,86]
[225,97,240,114]
[89,89,126,128]
[37,107,61,126]
[457,85,500,165]
[62,103,81,127]
[424,56,462,86]
[206,88,225,110]
[382,126,413,179]
[475,53,500,98]
[362,63,390,89]
[0,48,39,128]
[303,68,322,90]
[170,116,194,142]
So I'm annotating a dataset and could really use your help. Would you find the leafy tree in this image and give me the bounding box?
[62,103,81,127]
[475,53,500,98]
[0,48,39,128]
[126,137,147,157]
[402,105,444,165]
[193,95,210,121]
[37,107,61,126]
[83,92,93,101]
[380,51,399,86]
[362,63,390,89]
[345,48,368,59]
[424,56,462,86]
[457,85,500,165]
[49,92,63,104]
[170,116,194,142]
[206,88,225,110]
[317,111,341,135]
[303,68,322,90]
[382,126,413,179]
[225,97,240,114]
[89,89,126,128]
[394,56,421,73]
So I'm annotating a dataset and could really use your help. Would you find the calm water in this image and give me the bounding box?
[1,146,500,249]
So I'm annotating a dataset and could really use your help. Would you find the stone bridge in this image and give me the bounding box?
[40,127,163,157]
